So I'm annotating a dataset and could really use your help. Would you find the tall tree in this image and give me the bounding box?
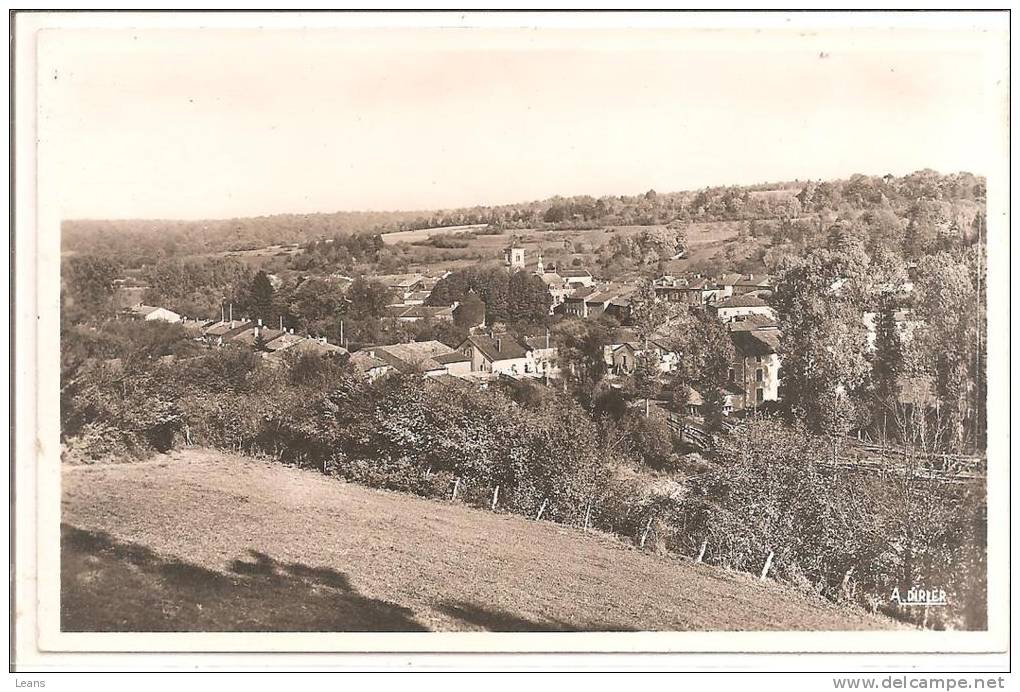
[772,246,872,437]
[872,298,903,405]
[631,348,662,417]
[453,290,485,329]
[345,277,392,321]
[628,279,686,346]
[62,254,122,323]
[251,271,275,321]
[552,319,610,402]
[909,252,982,451]
[507,270,553,323]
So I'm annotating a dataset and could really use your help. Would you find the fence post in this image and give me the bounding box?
[841,568,854,599]
[696,540,707,563]
[639,515,654,548]
[759,551,774,581]
[491,485,499,511]
[452,477,460,500]
[535,498,548,520]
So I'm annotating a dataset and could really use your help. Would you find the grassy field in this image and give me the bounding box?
[61,449,898,632]
[390,221,759,276]
[379,223,491,245]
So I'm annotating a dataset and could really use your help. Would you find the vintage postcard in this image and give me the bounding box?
[11,10,1011,670]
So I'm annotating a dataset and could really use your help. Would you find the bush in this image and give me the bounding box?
[62,421,140,463]
[669,417,986,627]
[614,412,679,470]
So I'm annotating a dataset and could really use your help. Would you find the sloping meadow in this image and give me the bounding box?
[61,343,986,629]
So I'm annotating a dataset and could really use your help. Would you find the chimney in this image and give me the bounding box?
[258,318,262,327]
[496,337,502,352]
[279,316,283,330]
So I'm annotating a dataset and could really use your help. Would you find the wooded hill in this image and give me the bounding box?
[61,169,985,268]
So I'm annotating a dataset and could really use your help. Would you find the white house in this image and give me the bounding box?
[710,295,777,323]
[524,333,560,379]
[127,304,182,323]
[457,334,536,377]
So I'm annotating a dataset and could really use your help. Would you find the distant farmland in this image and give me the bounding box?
[380,224,491,245]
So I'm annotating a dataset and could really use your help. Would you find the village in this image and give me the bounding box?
[115,235,931,433]
[125,247,759,407]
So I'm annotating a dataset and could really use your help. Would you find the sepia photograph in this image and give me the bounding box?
[10,9,1011,675]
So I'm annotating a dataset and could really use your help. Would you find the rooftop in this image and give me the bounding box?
[731,328,782,356]
[559,268,593,278]
[727,314,780,332]
[363,340,459,374]
[372,273,425,289]
[349,351,390,373]
[462,334,530,362]
[286,339,349,357]
[263,332,305,351]
[230,326,285,347]
[715,294,770,309]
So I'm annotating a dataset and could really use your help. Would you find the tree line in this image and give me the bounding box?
[61,169,985,269]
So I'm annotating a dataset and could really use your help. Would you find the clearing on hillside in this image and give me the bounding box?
[61,449,900,633]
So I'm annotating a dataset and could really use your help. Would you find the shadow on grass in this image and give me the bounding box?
[438,600,636,632]
[61,524,428,632]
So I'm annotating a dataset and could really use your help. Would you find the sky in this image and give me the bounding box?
[37,22,1007,220]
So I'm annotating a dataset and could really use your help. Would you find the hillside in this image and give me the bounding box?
[60,170,985,269]
[61,449,899,632]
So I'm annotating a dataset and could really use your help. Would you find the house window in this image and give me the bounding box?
[756,355,764,363]
[756,368,764,383]
[728,367,735,382]
[756,387,764,403]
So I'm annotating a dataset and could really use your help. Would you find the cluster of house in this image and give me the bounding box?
[349,331,560,387]
[370,272,467,324]
[118,240,925,419]
[122,304,348,361]
[602,317,781,415]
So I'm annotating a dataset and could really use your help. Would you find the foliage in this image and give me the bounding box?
[551,318,610,402]
[62,254,122,324]
[62,170,985,270]
[908,252,984,450]
[429,266,551,327]
[345,277,393,321]
[671,417,985,627]
[507,270,553,323]
[772,245,873,435]
[452,290,485,329]
[142,257,255,320]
